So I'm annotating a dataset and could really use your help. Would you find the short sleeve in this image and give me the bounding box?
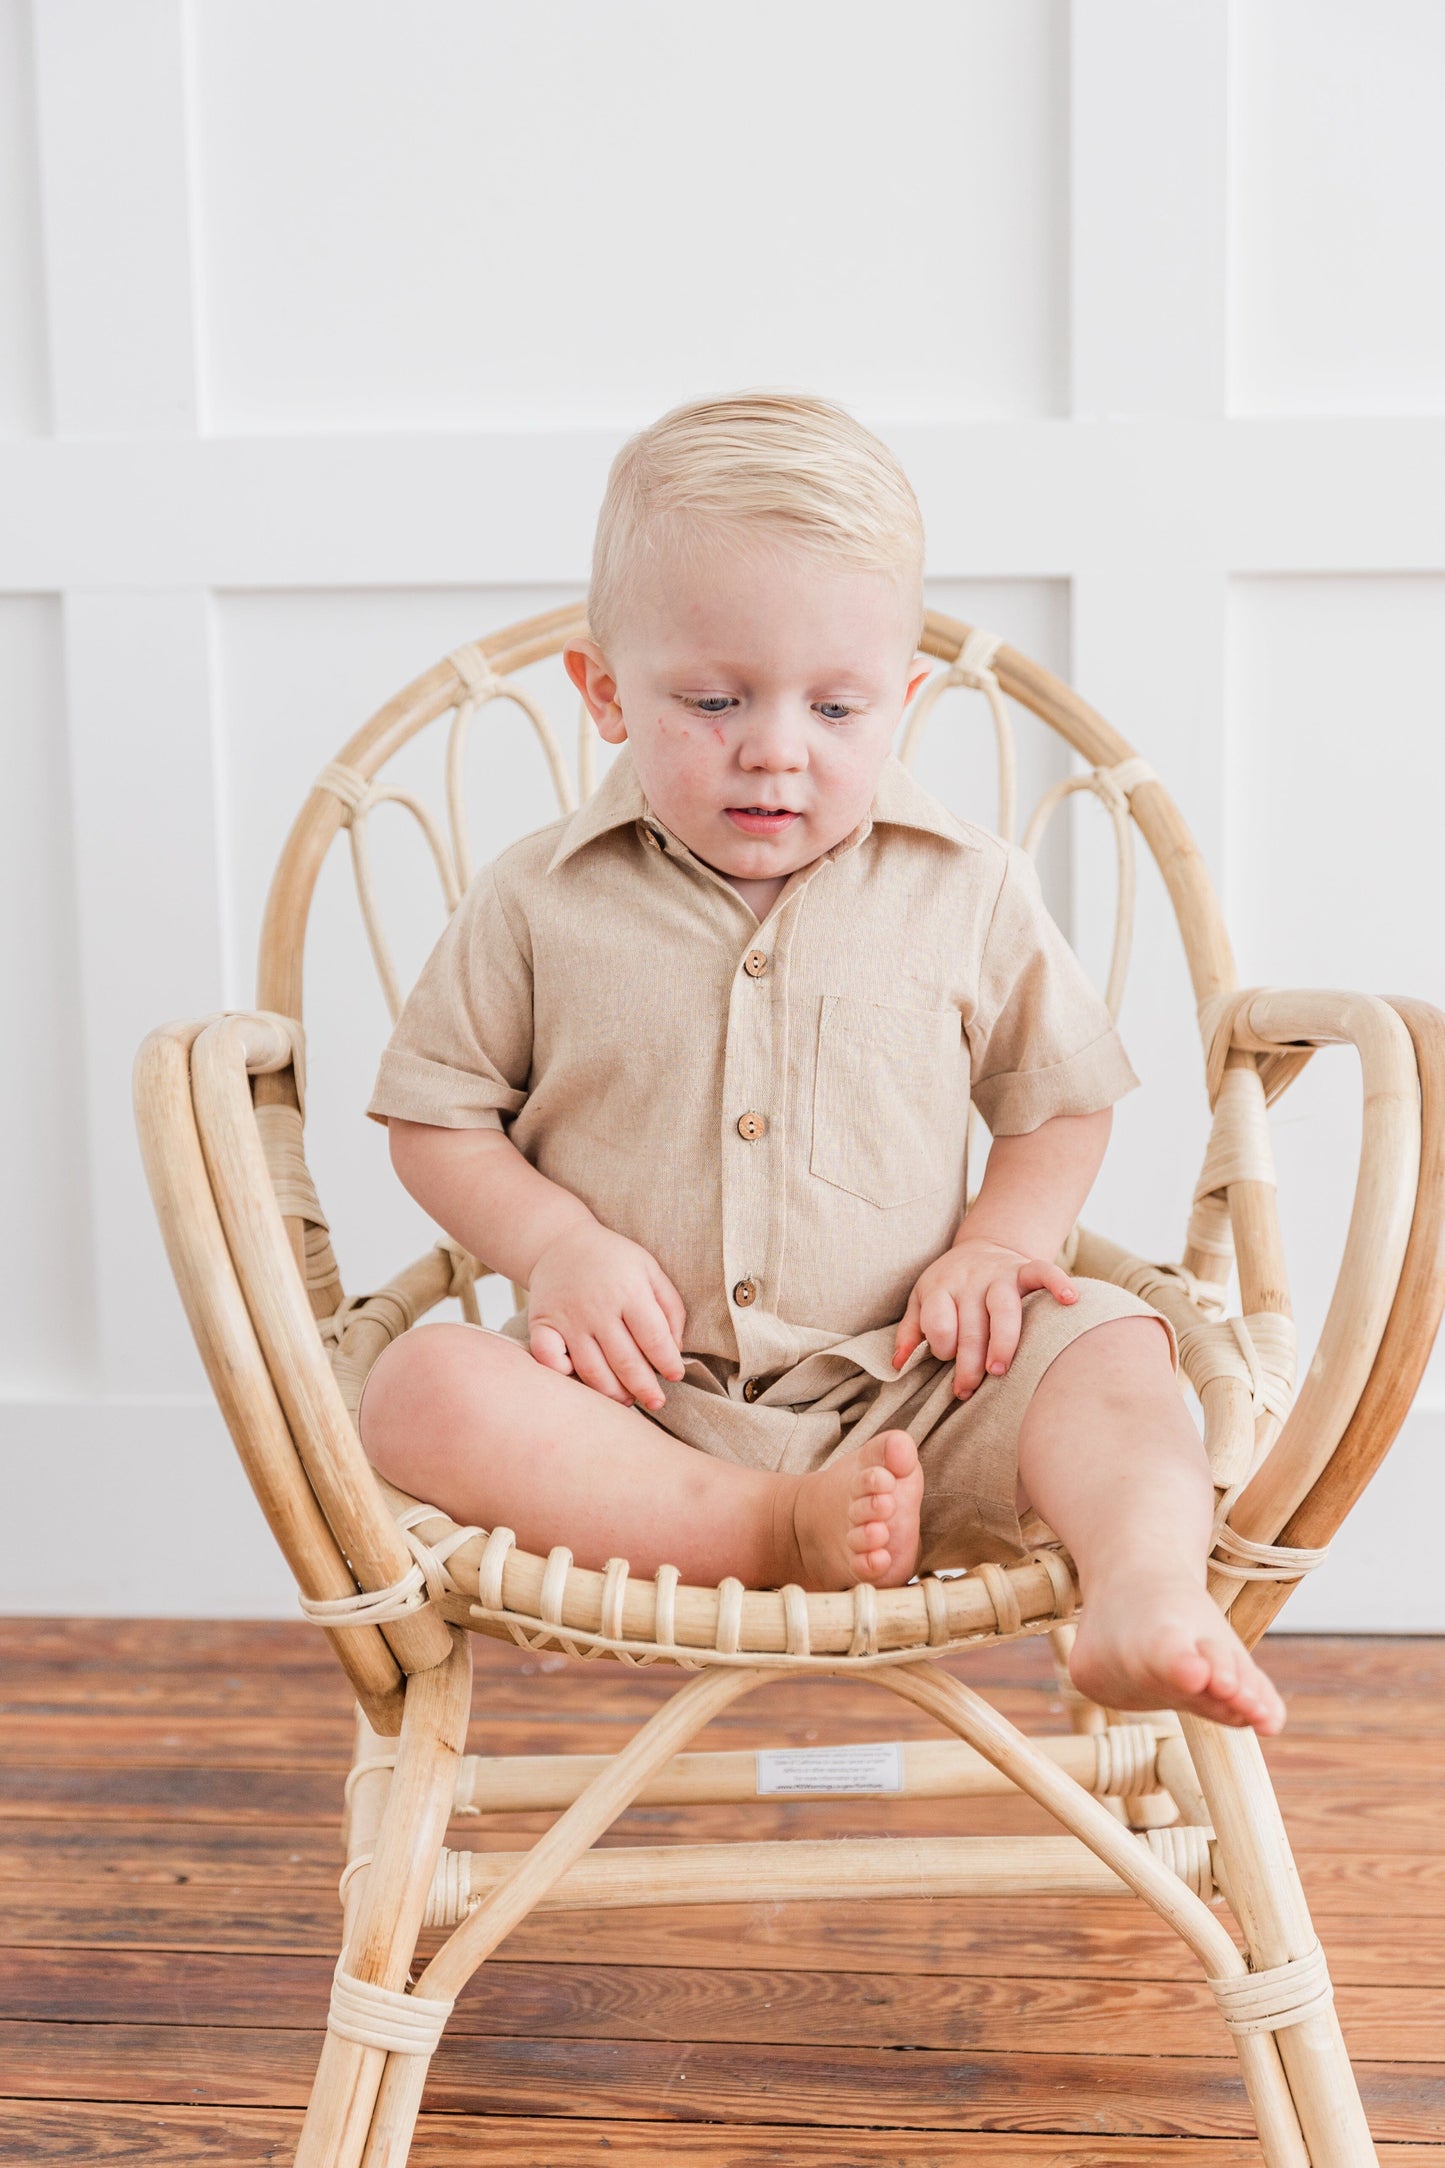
[967,844,1139,1135]
[364,866,533,1130]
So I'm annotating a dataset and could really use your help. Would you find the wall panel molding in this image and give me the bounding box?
[5,0,1442,1616]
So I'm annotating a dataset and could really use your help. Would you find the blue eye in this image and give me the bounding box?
[816,702,854,721]
[683,697,734,715]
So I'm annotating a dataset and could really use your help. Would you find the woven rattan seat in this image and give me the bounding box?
[135,603,1445,2166]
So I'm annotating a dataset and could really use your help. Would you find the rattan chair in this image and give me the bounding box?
[134,602,1445,2167]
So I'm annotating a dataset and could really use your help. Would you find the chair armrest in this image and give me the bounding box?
[1226,995,1445,1644]
[137,1009,453,1684]
[1194,988,1444,1632]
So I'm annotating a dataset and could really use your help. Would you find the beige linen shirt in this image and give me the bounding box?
[366,746,1139,1396]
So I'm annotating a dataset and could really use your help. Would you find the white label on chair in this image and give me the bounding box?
[755,1743,904,1794]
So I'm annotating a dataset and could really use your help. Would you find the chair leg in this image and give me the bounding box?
[294,1636,473,2168]
[1182,1714,1379,2168]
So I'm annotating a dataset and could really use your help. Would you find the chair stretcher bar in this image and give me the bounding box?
[364,1830,1218,1927]
[445,1723,1167,1814]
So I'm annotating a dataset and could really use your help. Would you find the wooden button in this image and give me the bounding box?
[742,1376,764,1403]
[743,948,769,978]
[641,822,666,851]
[736,1110,767,1141]
[733,1278,758,1308]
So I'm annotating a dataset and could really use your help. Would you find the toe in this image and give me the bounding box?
[1156,1635,1214,1698]
[882,1431,919,1479]
[850,1489,896,1524]
[1197,1694,1253,1729]
[1199,1633,1242,1684]
[1232,1665,1286,1733]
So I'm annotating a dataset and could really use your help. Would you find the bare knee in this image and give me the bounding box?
[358,1323,519,1483]
[1048,1312,1176,1392]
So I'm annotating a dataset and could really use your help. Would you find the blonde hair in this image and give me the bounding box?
[587,388,926,655]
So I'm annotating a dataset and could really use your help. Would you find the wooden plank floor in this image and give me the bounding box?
[0,1622,1441,2164]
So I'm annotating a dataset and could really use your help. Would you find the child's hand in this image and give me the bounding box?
[526,1222,687,1412]
[893,1237,1078,1399]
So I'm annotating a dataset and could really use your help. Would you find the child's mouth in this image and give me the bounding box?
[725,807,800,835]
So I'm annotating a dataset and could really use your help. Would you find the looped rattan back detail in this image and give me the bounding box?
[1021,755,1158,1022]
[894,634,1156,1031]
[257,601,1236,1050]
[309,646,578,1026]
[898,626,1015,839]
[444,643,578,882]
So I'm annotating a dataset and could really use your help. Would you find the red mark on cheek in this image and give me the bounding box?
[712,725,726,747]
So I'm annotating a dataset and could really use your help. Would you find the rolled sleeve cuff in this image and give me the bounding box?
[971,1028,1140,1136]
[365,1048,526,1130]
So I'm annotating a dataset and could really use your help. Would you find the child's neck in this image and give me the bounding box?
[722,870,790,923]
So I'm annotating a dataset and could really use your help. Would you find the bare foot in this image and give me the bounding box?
[786,1430,923,1591]
[1069,1568,1286,1734]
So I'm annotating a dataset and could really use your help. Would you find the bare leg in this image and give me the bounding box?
[1015,1316,1285,1734]
[358,1323,924,1592]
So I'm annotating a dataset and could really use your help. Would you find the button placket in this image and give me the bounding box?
[719,906,785,1387]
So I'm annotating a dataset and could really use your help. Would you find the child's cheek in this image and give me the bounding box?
[662,712,726,751]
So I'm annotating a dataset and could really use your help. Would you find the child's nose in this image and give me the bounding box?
[738,708,808,770]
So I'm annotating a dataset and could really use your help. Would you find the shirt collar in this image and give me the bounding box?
[546,744,652,872]
[545,742,977,875]
[866,752,978,849]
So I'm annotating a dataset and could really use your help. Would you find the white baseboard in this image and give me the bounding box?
[2,1394,1442,1630]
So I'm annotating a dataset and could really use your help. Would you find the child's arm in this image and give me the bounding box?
[892,1106,1112,1397]
[388,1119,687,1411]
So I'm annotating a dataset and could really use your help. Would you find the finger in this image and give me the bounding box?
[598,1323,669,1412]
[568,1334,633,1405]
[647,1261,688,1346]
[952,1301,992,1398]
[1017,1259,1078,1304]
[983,1277,1023,1376]
[625,1290,686,1383]
[529,1323,574,1375]
[893,1287,924,1368]
[918,1288,961,1363]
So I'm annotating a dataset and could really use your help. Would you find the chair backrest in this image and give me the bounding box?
[257,601,1236,1038]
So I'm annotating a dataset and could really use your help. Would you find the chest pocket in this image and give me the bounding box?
[810,996,968,1210]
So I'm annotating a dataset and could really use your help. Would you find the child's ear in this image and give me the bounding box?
[905,653,932,705]
[563,639,627,742]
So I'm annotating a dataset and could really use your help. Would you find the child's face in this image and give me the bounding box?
[565,531,930,900]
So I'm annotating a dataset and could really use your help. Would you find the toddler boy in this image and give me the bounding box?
[360,390,1283,1734]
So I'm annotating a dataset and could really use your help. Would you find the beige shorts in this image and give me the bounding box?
[461,1276,1177,1576]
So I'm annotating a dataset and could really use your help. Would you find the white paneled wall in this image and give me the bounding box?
[0,2,46,432]
[192,2,1069,429]
[2,0,1443,1623]
[1230,1,1445,415]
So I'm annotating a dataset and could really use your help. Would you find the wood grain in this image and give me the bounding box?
[1,1619,1439,2160]
[4,2021,1444,2139]
[4,1947,1441,2061]
[4,2102,1443,2167]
